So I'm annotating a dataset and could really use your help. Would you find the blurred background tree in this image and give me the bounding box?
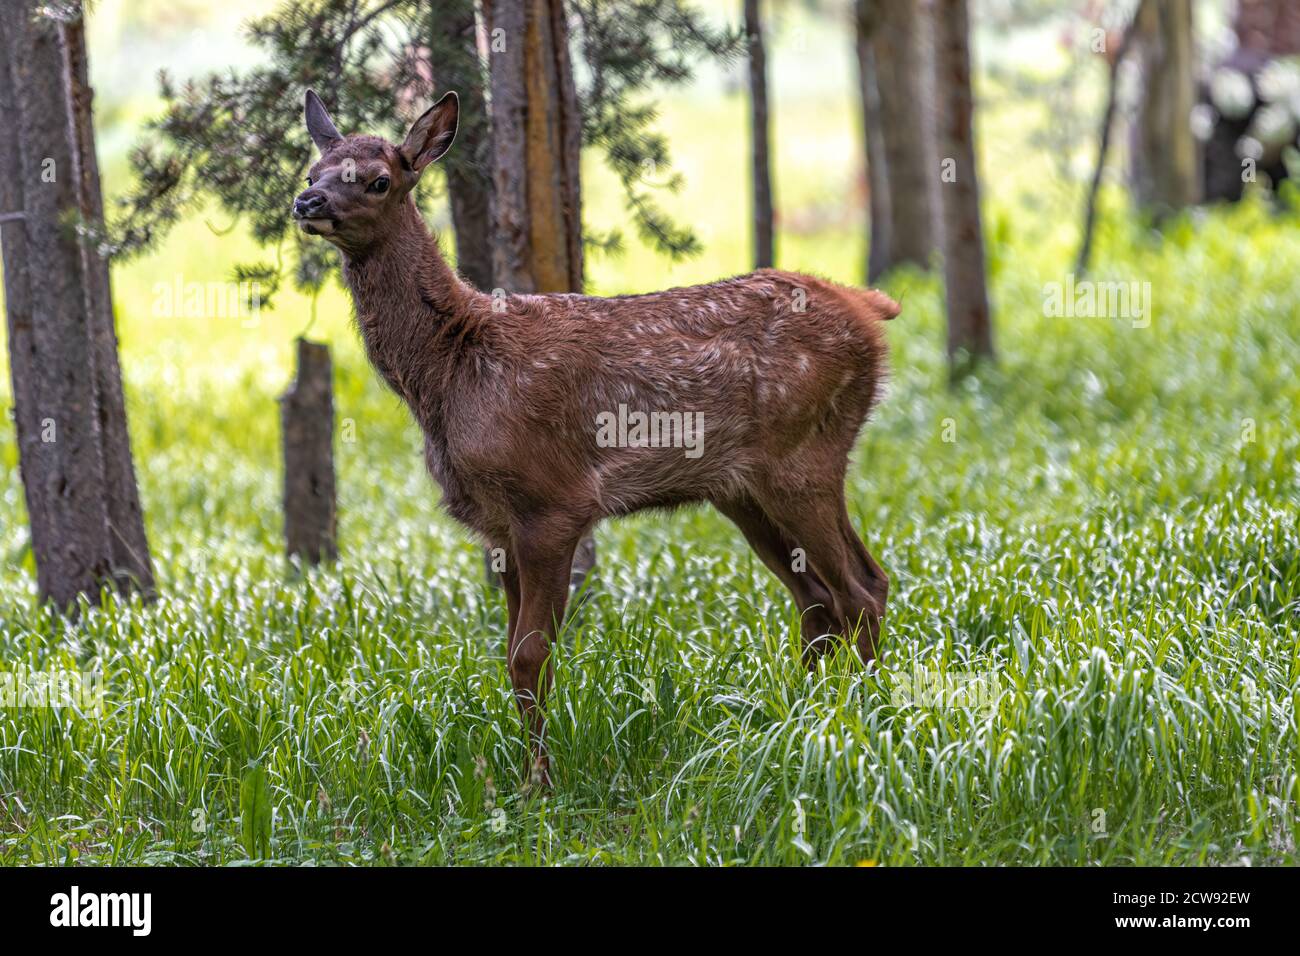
[933,0,994,371]
[1131,0,1200,214]
[744,0,775,268]
[1201,0,1300,202]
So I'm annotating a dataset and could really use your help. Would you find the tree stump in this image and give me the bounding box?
[280,338,337,564]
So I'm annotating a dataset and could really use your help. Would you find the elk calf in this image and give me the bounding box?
[294,90,900,784]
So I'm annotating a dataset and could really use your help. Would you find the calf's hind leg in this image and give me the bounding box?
[716,497,842,666]
[754,487,887,664]
[840,505,889,621]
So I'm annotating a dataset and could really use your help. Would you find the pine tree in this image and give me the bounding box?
[113,0,741,298]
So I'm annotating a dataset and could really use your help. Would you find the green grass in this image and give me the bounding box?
[1,0,1299,865]
[2,191,1298,865]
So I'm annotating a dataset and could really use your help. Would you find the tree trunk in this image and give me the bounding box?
[932,0,993,371]
[434,0,495,292]
[745,0,774,269]
[0,13,56,602]
[1076,2,1145,275]
[280,338,338,565]
[872,0,937,269]
[63,6,155,595]
[483,0,582,294]
[0,1,114,610]
[483,0,593,589]
[1131,0,1199,215]
[854,0,892,282]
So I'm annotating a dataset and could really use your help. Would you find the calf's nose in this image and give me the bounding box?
[294,190,326,217]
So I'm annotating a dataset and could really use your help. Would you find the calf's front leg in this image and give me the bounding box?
[507,515,583,787]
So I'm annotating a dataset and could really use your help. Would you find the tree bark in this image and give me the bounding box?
[854,0,892,282]
[63,6,155,595]
[483,0,582,294]
[1,0,114,610]
[280,338,338,565]
[871,0,937,269]
[1131,0,1199,215]
[483,0,593,589]
[0,12,56,602]
[434,0,495,292]
[745,0,774,269]
[932,0,993,371]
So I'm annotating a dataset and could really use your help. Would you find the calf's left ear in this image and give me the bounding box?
[399,92,459,173]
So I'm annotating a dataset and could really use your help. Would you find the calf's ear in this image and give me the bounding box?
[305,89,342,152]
[399,92,459,173]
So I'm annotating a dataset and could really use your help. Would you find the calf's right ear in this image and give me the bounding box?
[305,89,342,152]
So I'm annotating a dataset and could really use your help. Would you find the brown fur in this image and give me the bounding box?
[294,90,899,784]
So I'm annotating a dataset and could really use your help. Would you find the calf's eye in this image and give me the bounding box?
[369,176,390,194]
